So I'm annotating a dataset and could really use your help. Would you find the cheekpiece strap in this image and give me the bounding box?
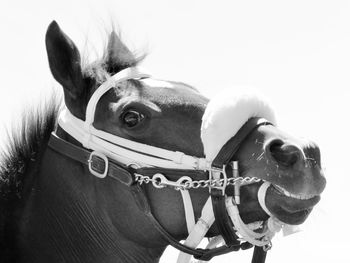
[209,118,273,257]
[212,118,272,168]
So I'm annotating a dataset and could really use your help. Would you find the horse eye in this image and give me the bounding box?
[121,110,145,128]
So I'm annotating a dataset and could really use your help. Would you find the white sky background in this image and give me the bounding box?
[0,0,349,262]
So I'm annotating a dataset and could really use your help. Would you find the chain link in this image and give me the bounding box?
[135,173,260,190]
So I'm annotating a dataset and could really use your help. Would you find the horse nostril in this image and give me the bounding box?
[268,140,302,167]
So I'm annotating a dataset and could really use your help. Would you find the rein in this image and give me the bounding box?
[48,67,283,263]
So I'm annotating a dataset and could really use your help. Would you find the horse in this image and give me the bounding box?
[0,21,326,263]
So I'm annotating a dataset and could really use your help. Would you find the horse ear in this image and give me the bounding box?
[45,21,85,99]
[104,31,136,73]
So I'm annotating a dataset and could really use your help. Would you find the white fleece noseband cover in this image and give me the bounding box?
[201,88,277,161]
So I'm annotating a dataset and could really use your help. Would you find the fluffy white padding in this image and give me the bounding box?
[201,88,277,161]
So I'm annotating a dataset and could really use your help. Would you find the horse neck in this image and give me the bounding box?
[18,129,165,263]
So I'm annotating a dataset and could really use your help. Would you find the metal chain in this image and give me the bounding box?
[134,173,261,190]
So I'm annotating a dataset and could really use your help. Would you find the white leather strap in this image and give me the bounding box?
[90,126,206,168]
[205,236,224,249]
[257,182,301,237]
[85,67,150,130]
[59,108,208,169]
[59,109,206,169]
[226,197,271,247]
[258,182,273,217]
[179,189,196,234]
[177,197,215,263]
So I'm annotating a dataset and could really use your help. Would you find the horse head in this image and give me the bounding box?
[43,21,326,262]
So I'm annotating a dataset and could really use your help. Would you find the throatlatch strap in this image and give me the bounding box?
[48,132,135,186]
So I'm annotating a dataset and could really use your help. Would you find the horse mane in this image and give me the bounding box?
[0,94,60,260]
[0,95,60,199]
[0,29,143,259]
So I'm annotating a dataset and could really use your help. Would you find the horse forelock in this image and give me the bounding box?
[81,29,146,88]
[78,29,205,120]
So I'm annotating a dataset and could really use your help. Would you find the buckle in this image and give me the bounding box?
[263,241,272,252]
[88,151,109,178]
[209,165,228,196]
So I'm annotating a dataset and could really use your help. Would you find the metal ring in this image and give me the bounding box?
[175,176,192,190]
[152,173,166,189]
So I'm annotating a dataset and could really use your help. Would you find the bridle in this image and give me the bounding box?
[48,67,289,263]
